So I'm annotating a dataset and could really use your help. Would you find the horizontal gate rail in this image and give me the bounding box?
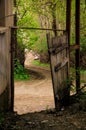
[48,44,68,55]
[10,26,66,32]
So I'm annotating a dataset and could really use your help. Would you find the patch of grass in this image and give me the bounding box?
[70,67,86,93]
[70,67,86,75]
[32,60,49,67]
[14,60,30,80]
[81,70,86,74]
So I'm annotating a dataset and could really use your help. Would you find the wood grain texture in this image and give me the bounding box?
[47,34,69,110]
[0,27,10,95]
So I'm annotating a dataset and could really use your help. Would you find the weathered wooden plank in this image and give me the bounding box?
[0,27,7,34]
[0,33,7,94]
[47,33,58,106]
[70,44,80,52]
[47,33,69,110]
[0,27,11,111]
[54,58,68,72]
[0,0,13,112]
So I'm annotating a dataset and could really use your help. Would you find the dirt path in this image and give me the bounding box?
[14,64,55,114]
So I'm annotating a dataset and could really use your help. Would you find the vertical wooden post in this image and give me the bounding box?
[14,0,17,59]
[75,0,80,93]
[66,0,71,46]
[0,0,14,111]
[52,3,57,36]
[5,0,13,27]
[0,0,5,26]
[10,28,14,112]
[65,0,71,103]
[0,0,13,27]
[46,33,56,108]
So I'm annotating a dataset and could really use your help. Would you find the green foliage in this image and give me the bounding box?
[70,67,86,92]
[16,0,40,51]
[32,60,49,67]
[14,59,29,80]
[70,67,84,81]
[80,42,86,53]
[32,33,48,53]
[79,92,86,99]
[15,0,86,55]
[16,0,66,53]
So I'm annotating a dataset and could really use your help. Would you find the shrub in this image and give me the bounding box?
[14,59,29,80]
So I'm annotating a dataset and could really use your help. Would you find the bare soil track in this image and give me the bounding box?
[14,65,55,114]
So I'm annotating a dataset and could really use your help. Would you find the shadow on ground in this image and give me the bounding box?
[0,98,86,130]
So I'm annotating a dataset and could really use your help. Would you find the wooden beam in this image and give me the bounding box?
[0,0,5,26]
[10,28,14,112]
[11,26,65,31]
[75,0,80,93]
[69,45,80,52]
[66,0,72,46]
[0,0,13,27]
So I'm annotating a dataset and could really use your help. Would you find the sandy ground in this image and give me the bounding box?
[14,51,55,114]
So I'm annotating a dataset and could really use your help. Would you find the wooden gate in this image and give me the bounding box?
[47,33,70,110]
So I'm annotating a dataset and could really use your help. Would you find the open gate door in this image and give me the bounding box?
[47,33,70,110]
